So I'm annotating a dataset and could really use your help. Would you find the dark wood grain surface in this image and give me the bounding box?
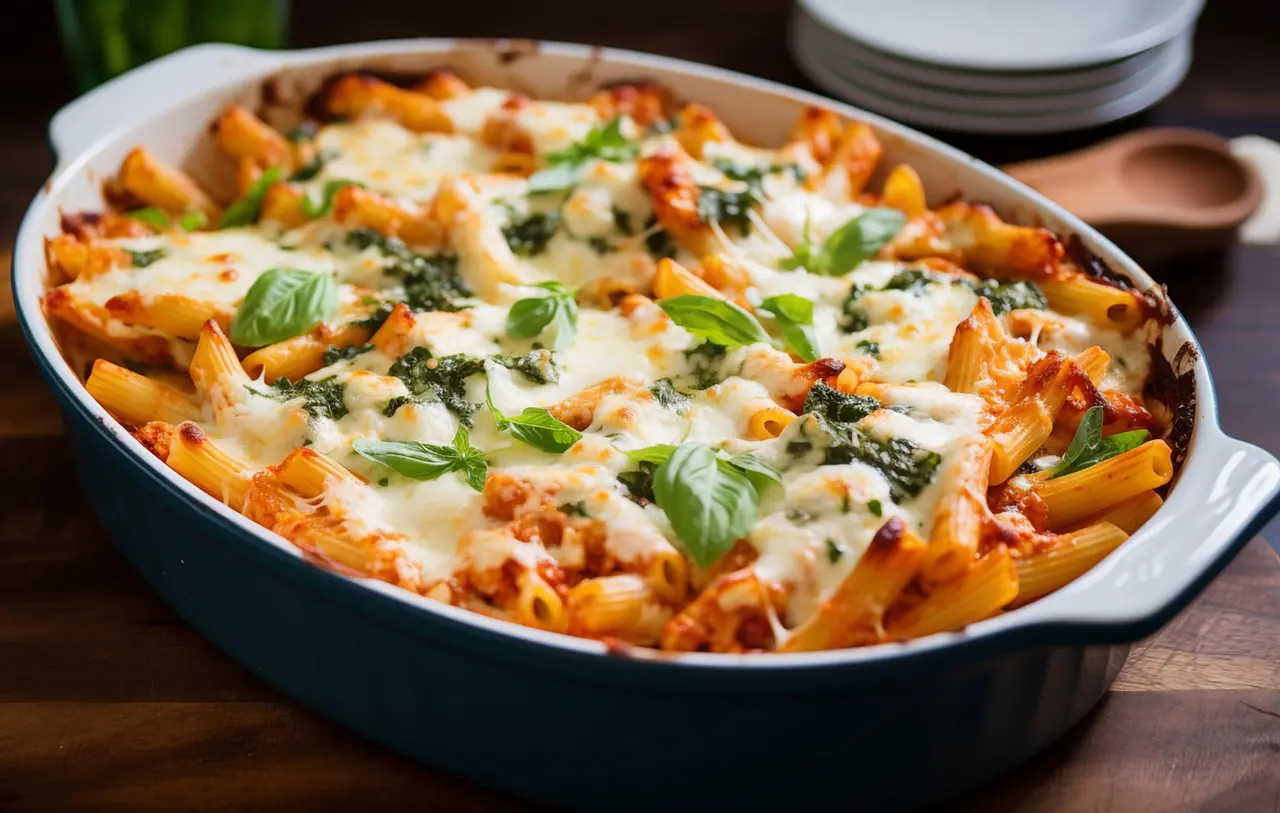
[1,1,1278,810]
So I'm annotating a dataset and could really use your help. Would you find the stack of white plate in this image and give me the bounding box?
[790,0,1204,135]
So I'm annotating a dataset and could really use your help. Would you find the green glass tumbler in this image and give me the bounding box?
[55,0,290,92]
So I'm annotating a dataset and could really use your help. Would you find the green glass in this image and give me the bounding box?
[55,0,290,92]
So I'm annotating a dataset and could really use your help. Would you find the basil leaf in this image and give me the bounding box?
[725,453,782,495]
[625,444,678,465]
[302,179,364,218]
[506,282,578,349]
[658,295,769,347]
[527,161,584,194]
[652,443,758,567]
[486,385,581,453]
[128,207,171,229]
[1049,406,1149,479]
[352,438,461,480]
[179,210,208,231]
[1053,405,1103,476]
[352,426,487,491]
[786,208,907,276]
[822,208,907,274]
[230,268,338,347]
[219,165,282,228]
[528,117,637,193]
[759,294,820,362]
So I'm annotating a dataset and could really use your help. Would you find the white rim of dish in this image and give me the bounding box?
[791,24,1194,134]
[798,0,1205,72]
[796,18,1193,116]
[791,3,1183,96]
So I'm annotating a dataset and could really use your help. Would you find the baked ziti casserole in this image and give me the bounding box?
[43,71,1176,653]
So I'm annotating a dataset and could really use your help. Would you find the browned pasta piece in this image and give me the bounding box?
[673,103,733,159]
[87,359,200,426]
[887,546,1019,639]
[214,105,290,168]
[789,106,845,166]
[413,69,472,100]
[782,518,927,652]
[587,83,672,127]
[332,185,444,247]
[922,436,993,582]
[45,234,127,281]
[242,323,374,383]
[1033,440,1174,530]
[1012,521,1128,606]
[548,377,642,431]
[166,421,252,506]
[104,291,232,340]
[116,147,220,218]
[325,74,453,133]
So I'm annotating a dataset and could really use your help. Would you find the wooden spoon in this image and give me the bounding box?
[1002,128,1263,266]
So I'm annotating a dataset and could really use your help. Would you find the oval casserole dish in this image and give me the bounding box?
[13,39,1280,812]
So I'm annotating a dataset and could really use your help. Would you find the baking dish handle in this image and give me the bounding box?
[49,43,276,167]
[1016,427,1280,634]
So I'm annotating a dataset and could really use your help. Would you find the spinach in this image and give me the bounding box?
[322,342,375,366]
[346,228,470,312]
[856,339,881,357]
[803,382,880,425]
[385,347,486,425]
[490,349,560,385]
[966,278,1047,315]
[258,376,348,421]
[819,420,941,502]
[289,148,337,182]
[124,247,169,268]
[696,186,757,235]
[643,214,678,260]
[882,268,945,294]
[286,121,319,142]
[612,207,633,235]
[587,236,614,255]
[619,463,658,505]
[680,342,729,390]
[1048,406,1149,479]
[825,539,843,563]
[648,378,692,414]
[352,301,395,331]
[710,159,806,193]
[502,211,560,257]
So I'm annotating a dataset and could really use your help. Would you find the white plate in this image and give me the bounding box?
[792,3,1183,96]
[795,14,1192,116]
[800,0,1204,71]
[790,22,1194,134]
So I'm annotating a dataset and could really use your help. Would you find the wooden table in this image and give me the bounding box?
[1,1,1278,810]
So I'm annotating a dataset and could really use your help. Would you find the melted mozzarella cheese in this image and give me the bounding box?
[83,85,1161,642]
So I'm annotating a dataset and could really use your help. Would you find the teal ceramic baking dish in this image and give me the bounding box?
[14,39,1280,812]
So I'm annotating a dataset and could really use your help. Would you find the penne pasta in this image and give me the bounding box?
[1034,440,1174,530]
[1012,521,1128,605]
[87,359,200,425]
[45,71,1180,654]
